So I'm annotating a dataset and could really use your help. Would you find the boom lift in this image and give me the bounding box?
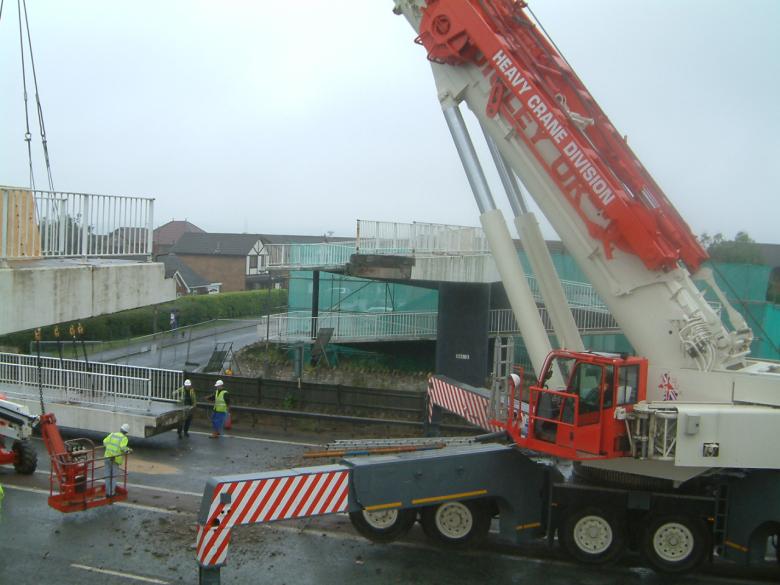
[0,396,128,511]
[195,2,780,582]
[0,397,38,474]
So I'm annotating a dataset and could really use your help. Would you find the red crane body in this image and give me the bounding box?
[416,0,707,273]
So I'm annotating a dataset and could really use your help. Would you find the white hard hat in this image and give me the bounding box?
[120,423,130,434]
[184,379,192,387]
[214,379,224,387]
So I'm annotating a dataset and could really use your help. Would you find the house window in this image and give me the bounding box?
[249,255,258,269]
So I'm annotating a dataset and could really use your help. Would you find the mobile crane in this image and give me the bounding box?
[195,2,780,582]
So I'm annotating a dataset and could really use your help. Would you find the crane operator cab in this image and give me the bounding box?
[506,350,647,460]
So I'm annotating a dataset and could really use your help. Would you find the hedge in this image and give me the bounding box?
[0,289,288,352]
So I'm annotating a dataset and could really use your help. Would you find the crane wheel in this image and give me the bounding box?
[349,508,416,543]
[559,505,625,565]
[420,499,491,548]
[12,439,38,475]
[640,514,709,574]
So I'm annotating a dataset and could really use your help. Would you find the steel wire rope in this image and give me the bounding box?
[522,4,639,202]
[16,0,35,189]
[21,0,54,191]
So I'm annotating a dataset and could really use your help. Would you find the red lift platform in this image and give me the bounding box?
[39,413,128,512]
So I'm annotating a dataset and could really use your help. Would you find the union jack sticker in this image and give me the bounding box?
[658,372,678,401]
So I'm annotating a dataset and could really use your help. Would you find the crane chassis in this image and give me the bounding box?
[195,1,780,582]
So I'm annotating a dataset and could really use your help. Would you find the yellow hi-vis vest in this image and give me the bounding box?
[214,389,228,413]
[103,432,129,464]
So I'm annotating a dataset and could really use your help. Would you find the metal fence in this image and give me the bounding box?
[272,308,623,341]
[0,187,154,259]
[356,220,490,255]
[264,242,356,269]
[272,310,438,342]
[0,352,181,412]
[489,307,619,335]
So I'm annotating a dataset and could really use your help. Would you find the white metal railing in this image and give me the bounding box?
[356,220,490,255]
[0,352,181,412]
[0,187,154,259]
[489,307,620,334]
[272,310,438,341]
[264,242,356,268]
[271,307,626,342]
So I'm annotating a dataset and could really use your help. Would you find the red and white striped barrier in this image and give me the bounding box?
[428,375,502,432]
[197,466,350,567]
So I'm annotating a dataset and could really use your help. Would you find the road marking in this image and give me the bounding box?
[189,430,319,447]
[31,430,319,448]
[31,470,202,497]
[70,564,169,584]
[2,484,188,515]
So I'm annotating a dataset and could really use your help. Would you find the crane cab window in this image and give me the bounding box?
[569,362,604,417]
[617,364,639,405]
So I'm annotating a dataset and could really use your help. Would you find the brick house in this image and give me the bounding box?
[171,233,337,292]
[160,253,221,296]
[153,220,205,256]
[171,233,264,292]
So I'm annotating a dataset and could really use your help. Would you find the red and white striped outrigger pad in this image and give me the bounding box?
[196,464,350,567]
[427,375,502,433]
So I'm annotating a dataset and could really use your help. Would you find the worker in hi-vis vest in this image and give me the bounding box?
[175,379,197,438]
[207,379,230,438]
[103,423,131,497]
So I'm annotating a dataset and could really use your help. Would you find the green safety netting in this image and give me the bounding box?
[288,270,438,313]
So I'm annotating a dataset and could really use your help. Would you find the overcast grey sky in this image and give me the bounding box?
[1,1,779,243]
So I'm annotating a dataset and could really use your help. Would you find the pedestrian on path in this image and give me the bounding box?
[207,379,230,438]
[175,379,197,438]
[103,423,131,497]
[0,483,4,520]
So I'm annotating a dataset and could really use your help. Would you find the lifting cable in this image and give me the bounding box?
[3,0,55,191]
[20,0,54,191]
[14,0,36,189]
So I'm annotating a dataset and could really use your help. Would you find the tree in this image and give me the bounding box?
[699,231,763,265]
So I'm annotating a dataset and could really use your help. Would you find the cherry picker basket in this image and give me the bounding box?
[48,437,128,512]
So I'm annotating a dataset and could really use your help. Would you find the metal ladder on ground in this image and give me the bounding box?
[204,342,238,374]
[323,436,487,451]
[488,336,515,421]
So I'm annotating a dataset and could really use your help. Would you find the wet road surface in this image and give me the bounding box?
[1,424,777,585]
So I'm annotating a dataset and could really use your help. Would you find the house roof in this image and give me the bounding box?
[171,232,348,255]
[109,226,147,240]
[160,254,211,289]
[260,234,348,245]
[154,220,206,246]
[172,233,263,256]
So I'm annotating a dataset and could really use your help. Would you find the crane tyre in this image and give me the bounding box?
[560,505,625,565]
[349,508,416,543]
[420,499,491,548]
[641,514,709,574]
[12,439,37,474]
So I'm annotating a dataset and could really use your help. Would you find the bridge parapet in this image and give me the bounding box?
[1,186,153,260]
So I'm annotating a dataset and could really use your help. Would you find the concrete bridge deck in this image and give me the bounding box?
[0,352,186,438]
